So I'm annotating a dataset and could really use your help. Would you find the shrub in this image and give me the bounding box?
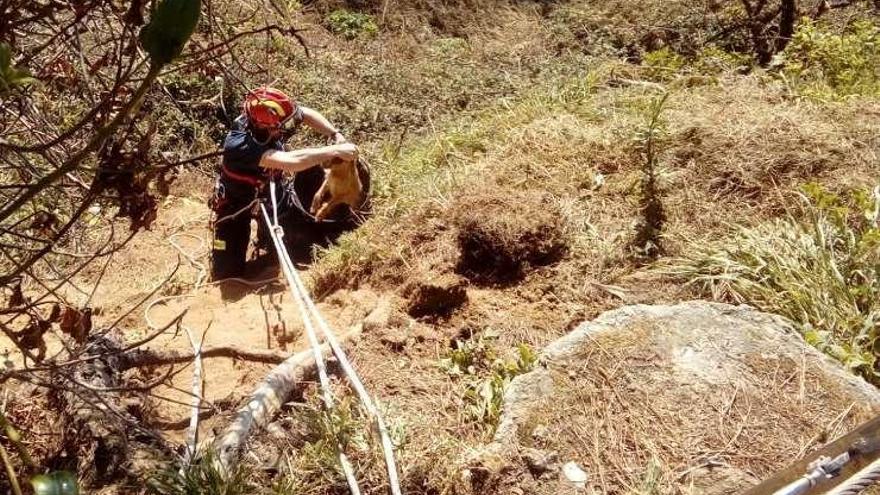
[326,10,378,39]
[665,184,880,381]
[779,19,880,98]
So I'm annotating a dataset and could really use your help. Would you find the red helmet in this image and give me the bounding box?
[243,87,297,130]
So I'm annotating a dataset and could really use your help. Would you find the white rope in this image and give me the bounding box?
[213,198,259,226]
[285,243,403,494]
[265,181,403,495]
[261,184,362,495]
[269,181,280,229]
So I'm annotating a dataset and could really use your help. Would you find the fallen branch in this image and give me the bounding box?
[213,324,363,469]
[0,443,23,495]
[121,344,291,370]
[183,326,205,466]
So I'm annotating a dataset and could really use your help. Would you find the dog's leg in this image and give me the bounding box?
[310,179,330,216]
[315,197,343,221]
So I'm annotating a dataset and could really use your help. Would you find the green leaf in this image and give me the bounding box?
[0,43,37,96]
[139,0,202,67]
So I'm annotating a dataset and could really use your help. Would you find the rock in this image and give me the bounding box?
[562,461,588,488]
[480,302,880,494]
[521,448,558,478]
[403,272,468,318]
[493,368,554,445]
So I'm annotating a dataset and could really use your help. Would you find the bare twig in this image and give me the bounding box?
[183,323,207,465]
[121,344,291,369]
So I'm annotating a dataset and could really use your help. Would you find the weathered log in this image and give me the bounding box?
[213,324,363,469]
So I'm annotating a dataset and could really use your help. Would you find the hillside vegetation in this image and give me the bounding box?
[1,0,879,494]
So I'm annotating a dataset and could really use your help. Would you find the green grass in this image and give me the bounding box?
[147,451,257,495]
[665,184,880,381]
[325,10,378,39]
[779,19,880,99]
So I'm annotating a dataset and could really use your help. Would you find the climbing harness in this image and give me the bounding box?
[261,180,403,495]
[221,164,268,189]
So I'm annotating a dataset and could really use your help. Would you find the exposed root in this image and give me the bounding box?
[212,323,363,468]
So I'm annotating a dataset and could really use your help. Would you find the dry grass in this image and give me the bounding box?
[20,1,880,493]
[516,325,875,495]
[663,185,880,382]
[300,57,880,494]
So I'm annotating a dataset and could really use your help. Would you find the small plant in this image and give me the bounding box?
[274,395,375,493]
[462,344,537,426]
[632,92,670,261]
[440,334,497,376]
[665,184,880,381]
[442,337,537,429]
[326,10,378,40]
[642,47,685,81]
[779,19,880,99]
[303,395,368,456]
[147,450,256,495]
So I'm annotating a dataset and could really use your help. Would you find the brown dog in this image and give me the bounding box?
[309,157,365,221]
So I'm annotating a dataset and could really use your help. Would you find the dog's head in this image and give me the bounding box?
[318,157,365,205]
[322,156,351,170]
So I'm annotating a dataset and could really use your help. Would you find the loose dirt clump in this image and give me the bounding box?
[403,272,468,318]
[451,190,569,285]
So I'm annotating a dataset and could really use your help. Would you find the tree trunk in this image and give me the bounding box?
[777,0,798,52]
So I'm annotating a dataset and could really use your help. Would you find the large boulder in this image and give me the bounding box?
[467,302,880,495]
